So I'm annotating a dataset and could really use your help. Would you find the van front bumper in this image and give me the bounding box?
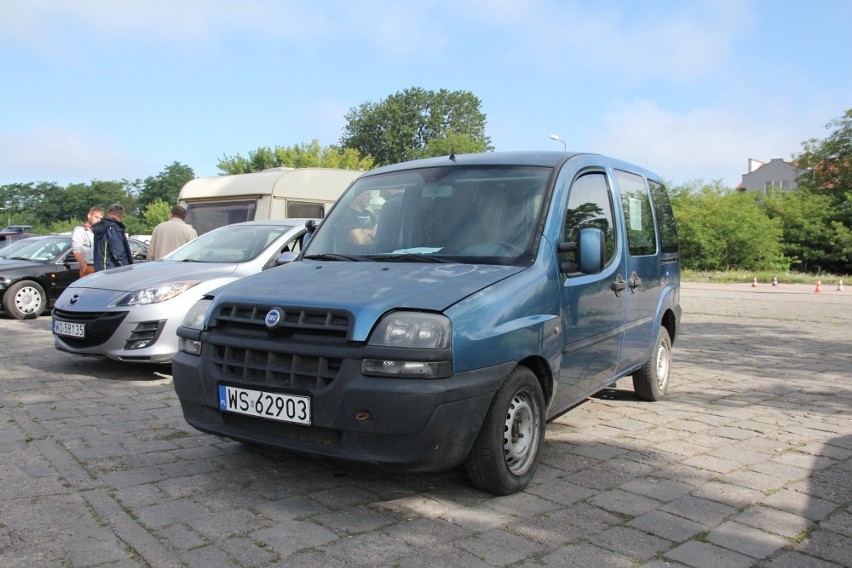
[172,350,514,472]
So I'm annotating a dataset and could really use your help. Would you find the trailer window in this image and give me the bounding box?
[185,200,257,235]
[287,201,326,218]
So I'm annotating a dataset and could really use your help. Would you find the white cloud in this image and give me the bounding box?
[0,128,142,184]
[589,100,813,187]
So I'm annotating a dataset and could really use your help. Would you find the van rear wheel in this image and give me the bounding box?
[465,366,545,495]
[632,327,672,401]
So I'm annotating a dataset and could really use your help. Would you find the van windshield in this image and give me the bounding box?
[304,165,551,265]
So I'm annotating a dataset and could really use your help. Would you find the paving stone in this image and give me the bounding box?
[588,525,672,561]
[664,540,755,568]
[795,528,852,566]
[456,528,546,565]
[591,488,662,516]
[760,488,839,520]
[734,504,815,539]
[707,520,789,559]
[760,550,844,568]
[660,495,739,527]
[627,509,707,542]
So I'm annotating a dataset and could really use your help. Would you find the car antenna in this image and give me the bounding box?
[449,149,456,162]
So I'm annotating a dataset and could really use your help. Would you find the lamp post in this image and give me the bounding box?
[549,134,567,151]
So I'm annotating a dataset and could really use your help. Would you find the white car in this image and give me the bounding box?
[52,219,312,363]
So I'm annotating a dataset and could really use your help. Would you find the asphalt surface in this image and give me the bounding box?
[1,282,850,567]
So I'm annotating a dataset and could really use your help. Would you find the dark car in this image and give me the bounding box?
[0,225,39,249]
[0,235,148,319]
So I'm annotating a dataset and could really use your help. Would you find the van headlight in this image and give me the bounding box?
[362,312,452,378]
[177,298,213,355]
[114,281,200,306]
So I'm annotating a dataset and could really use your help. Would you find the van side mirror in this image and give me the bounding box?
[560,228,605,274]
[275,251,299,266]
[577,227,605,274]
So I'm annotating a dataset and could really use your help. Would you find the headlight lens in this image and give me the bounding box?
[114,281,200,306]
[181,298,213,331]
[368,312,451,348]
[363,312,452,378]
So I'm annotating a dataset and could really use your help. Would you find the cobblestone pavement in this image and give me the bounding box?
[1,282,850,567]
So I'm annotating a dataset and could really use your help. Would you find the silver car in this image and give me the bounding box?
[52,219,312,363]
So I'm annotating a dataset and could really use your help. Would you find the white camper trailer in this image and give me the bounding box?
[178,168,362,234]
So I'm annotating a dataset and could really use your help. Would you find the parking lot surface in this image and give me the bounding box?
[1,282,850,567]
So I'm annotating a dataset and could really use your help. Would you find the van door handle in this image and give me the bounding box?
[611,274,627,297]
[628,272,642,291]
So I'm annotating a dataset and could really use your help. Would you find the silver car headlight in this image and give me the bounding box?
[113,281,200,306]
[362,312,452,378]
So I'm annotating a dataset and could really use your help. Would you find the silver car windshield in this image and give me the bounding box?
[164,224,293,263]
[304,165,551,265]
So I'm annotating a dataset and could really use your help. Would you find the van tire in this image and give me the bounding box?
[3,280,46,320]
[465,366,545,495]
[632,327,672,401]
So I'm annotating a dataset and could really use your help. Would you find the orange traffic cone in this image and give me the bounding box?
[772,276,778,286]
[814,279,823,293]
[838,279,844,292]
[752,277,758,287]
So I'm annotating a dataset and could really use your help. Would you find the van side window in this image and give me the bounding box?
[616,170,657,256]
[562,172,617,273]
[648,180,679,254]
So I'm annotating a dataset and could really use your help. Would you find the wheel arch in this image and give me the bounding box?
[517,355,554,406]
[661,307,678,344]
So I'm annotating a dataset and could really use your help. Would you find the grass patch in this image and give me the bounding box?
[683,269,850,284]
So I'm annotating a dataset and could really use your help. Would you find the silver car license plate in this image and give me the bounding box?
[53,320,85,338]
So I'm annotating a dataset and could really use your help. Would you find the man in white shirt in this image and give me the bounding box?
[70,206,103,277]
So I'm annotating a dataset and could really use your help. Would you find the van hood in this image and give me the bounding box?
[70,260,240,293]
[210,260,524,340]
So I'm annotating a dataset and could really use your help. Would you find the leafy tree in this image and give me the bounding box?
[340,87,493,166]
[142,199,172,232]
[217,140,372,174]
[785,109,852,273]
[670,181,787,271]
[138,162,195,210]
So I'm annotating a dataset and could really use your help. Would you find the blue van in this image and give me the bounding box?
[172,152,681,495]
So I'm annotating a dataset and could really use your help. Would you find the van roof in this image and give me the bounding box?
[365,151,662,181]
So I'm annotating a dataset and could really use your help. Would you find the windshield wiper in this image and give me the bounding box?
[374,254,454,263]
[303,253,370,262]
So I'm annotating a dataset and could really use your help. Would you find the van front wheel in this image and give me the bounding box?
[466,366,545,495]
[632,327,672,401]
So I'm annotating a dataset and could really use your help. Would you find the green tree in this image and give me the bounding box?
[786,109,852,273]
[141,199,172,232]
[217,140,373,174]
[670,181,787,271]
[340,87,493,166]
[138,162,195,210]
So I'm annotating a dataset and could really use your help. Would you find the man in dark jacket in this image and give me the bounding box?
[93,203,134,271]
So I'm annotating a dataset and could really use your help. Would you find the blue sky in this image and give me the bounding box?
[1,0,850,188]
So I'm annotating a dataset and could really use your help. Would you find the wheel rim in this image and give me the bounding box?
[503,389,540,475]
[655,341,671,389]
[14,285,43,314]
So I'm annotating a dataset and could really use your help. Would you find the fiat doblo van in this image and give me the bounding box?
[172,152,681,494]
